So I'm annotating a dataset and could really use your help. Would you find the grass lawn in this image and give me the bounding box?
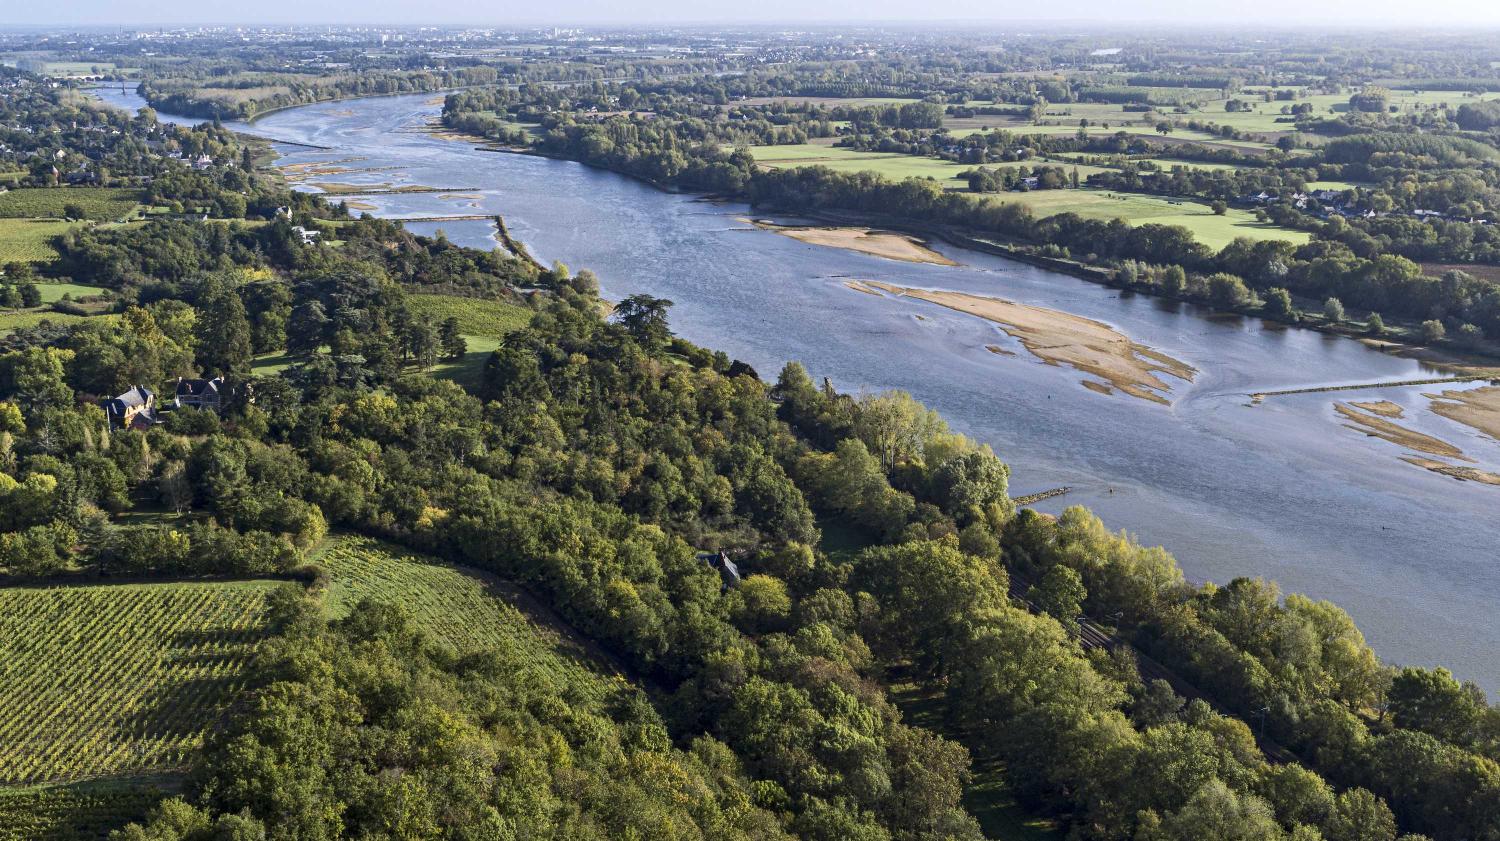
[0,188,142,222]
[0,579,282,785]
[982,188,1310,250]
[33,282,107,303]
[0,218,81,264]
[429,334,500,388]
[250,350,298,375]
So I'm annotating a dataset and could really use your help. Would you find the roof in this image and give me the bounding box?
[111,385,154,410]
[176,377,222,398]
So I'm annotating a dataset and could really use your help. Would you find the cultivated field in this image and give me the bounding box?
[0,580,282,785]
[0,188,141,221]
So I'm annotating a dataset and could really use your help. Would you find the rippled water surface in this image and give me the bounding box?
[97,88,1500,689]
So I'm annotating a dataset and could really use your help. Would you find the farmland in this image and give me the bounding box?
[0,188,142,221]
[318,536,620,701]
[0,580,283,785]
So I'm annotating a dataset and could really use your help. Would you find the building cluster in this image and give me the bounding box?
[101,377,225,430]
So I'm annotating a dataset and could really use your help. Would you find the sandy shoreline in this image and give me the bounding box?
[861,282,1196,403]
[1350,400,1405,418]
[746,219,957,266]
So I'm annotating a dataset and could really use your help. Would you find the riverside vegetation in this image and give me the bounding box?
[2,27,1500,841]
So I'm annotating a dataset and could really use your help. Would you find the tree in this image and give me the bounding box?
[286,300,330,357]
[1208,273,1255,310]
[613,294,674,351]
[1323,298,1345,324]
[1367,312,1385,336]
[1028,564,1086,630]
[1211,200,1228,216]
[62,202,87,221]
[18,282,41,308]
[1263,288,1297,321]
[1420,320,1446,343]
[1387,667,1482,745]
[438,316,467,360]
[194,276,253,377]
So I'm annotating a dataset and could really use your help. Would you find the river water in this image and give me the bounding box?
[96,88,1500,690]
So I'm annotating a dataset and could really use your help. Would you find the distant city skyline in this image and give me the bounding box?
[8,0,1500,27]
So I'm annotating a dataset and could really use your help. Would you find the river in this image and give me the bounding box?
[95,87,1500,690]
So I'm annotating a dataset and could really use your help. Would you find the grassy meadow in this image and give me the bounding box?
[982,189,1310,249]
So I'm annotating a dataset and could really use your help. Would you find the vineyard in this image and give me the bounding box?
[320,536,620,703]
[0,580,282,785]
[0,781,166,841]
[0,218,78,264]
[0,187,142,221]
[408,292,532,338]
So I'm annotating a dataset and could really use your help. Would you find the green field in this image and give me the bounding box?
[0,580,282,785]
[751,143,1113,187]
[408,292,532,338]
[33,282,106,303]
[983,188,1311,250]
[0,188,142,222]
[0,218,79,264]
[319,536,619,701]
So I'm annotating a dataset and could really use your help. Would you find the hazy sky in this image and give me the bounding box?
[8,0,1500,27]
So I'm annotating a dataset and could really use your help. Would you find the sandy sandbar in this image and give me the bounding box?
[1350,400,1405,418]
[1334,403,1469,460]
[1427,386,1500,443]
[865,282,1196,403]
[1400,457,1500,485]
[748,220,957,266]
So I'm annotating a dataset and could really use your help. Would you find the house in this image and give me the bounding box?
[102,385,158,430]
[290,225,321,245]
[174,376,224,412]
[696,550,742,591]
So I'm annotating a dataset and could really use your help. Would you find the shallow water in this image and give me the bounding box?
[98,88,1500,690]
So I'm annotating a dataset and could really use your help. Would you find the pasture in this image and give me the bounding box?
[0,580,282,785]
